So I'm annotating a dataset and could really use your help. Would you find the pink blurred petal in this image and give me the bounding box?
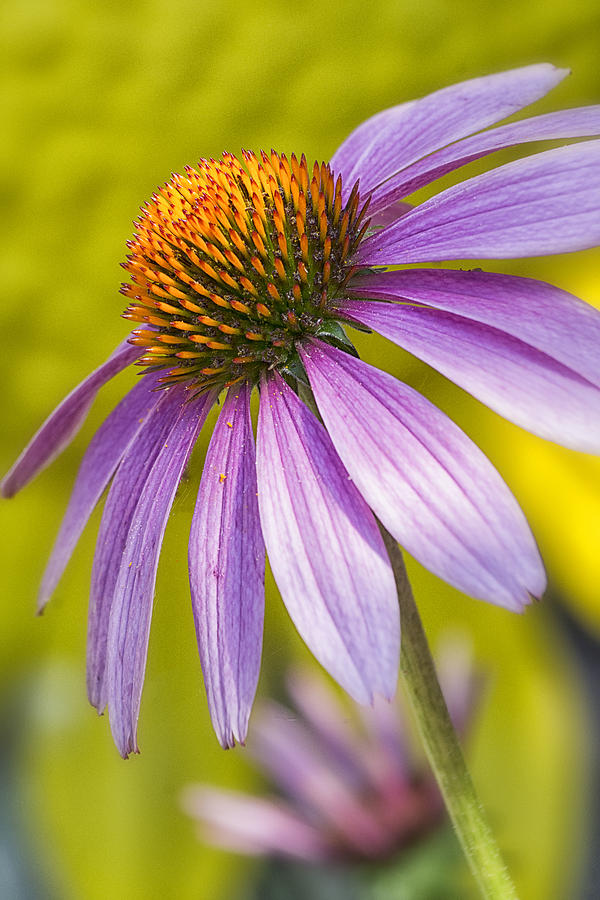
[252,703,392,856]
[182,786,330,862]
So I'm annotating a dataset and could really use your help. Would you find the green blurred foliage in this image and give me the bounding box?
[1,0,599,898]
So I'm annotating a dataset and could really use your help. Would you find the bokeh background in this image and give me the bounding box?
[1,1,599,898]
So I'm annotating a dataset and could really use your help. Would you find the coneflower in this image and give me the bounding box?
[3,64,599,758]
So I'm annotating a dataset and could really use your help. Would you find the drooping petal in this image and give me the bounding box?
[340,297,600,453]
[37,373,163,613]
[299,340,545,610]
[181,786,330,862]
[256,373,399,703]
[86,386,214,715]
[86,386,187,713]
[330,64,567,198]
[357,140,600,264]
[188,382,265,749]
[1,337,141,498]
[347,268,600,389]
[368,105,600,214]
[105,387,215,757]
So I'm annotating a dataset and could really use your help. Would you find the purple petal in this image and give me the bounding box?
[188,382,265,749]
[348,268,600,390]
[330,64,567,198]
[181,786,330,861]
[340,296,600,453]
[1,337,141,498]
[299,340,545,610]
[37,373,163,613]
[105,387,215,757]
[86,386,213,716]
[358,696,410,788]
[286,668,407,797]
[256,373,399,703]
[357,140,600,264]
[369,105,600,214]
[369,201,414,229]
[86,386,186,713]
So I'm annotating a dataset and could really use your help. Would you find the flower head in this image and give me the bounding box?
[121,152,369,393]
[3,64,600,756]
[182,646,478,863]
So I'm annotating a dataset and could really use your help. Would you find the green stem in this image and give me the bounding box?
[380,526,518,900]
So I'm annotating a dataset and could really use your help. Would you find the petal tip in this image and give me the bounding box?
[0,474,17,499]
[379,678,399,704]
[530,62,570,84]
[215,717,250,750]
[507,578,545,613]
[555,65,571,79]
[116,731,140,759]
[36,582,53,615]
[218,732,240,751]
[88,680,107,716]
[527,560,547,603]
[526,571,547,606]
[120,745,140,760]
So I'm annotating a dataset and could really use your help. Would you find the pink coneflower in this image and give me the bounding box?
[182,650,478,863]
[3,64,599,756]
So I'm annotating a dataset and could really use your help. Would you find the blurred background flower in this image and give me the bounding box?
[1,1,598,898]
[182,644,478,891]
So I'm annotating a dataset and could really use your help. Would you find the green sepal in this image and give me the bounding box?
[279,350,310,387]
[315,319,361,356]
